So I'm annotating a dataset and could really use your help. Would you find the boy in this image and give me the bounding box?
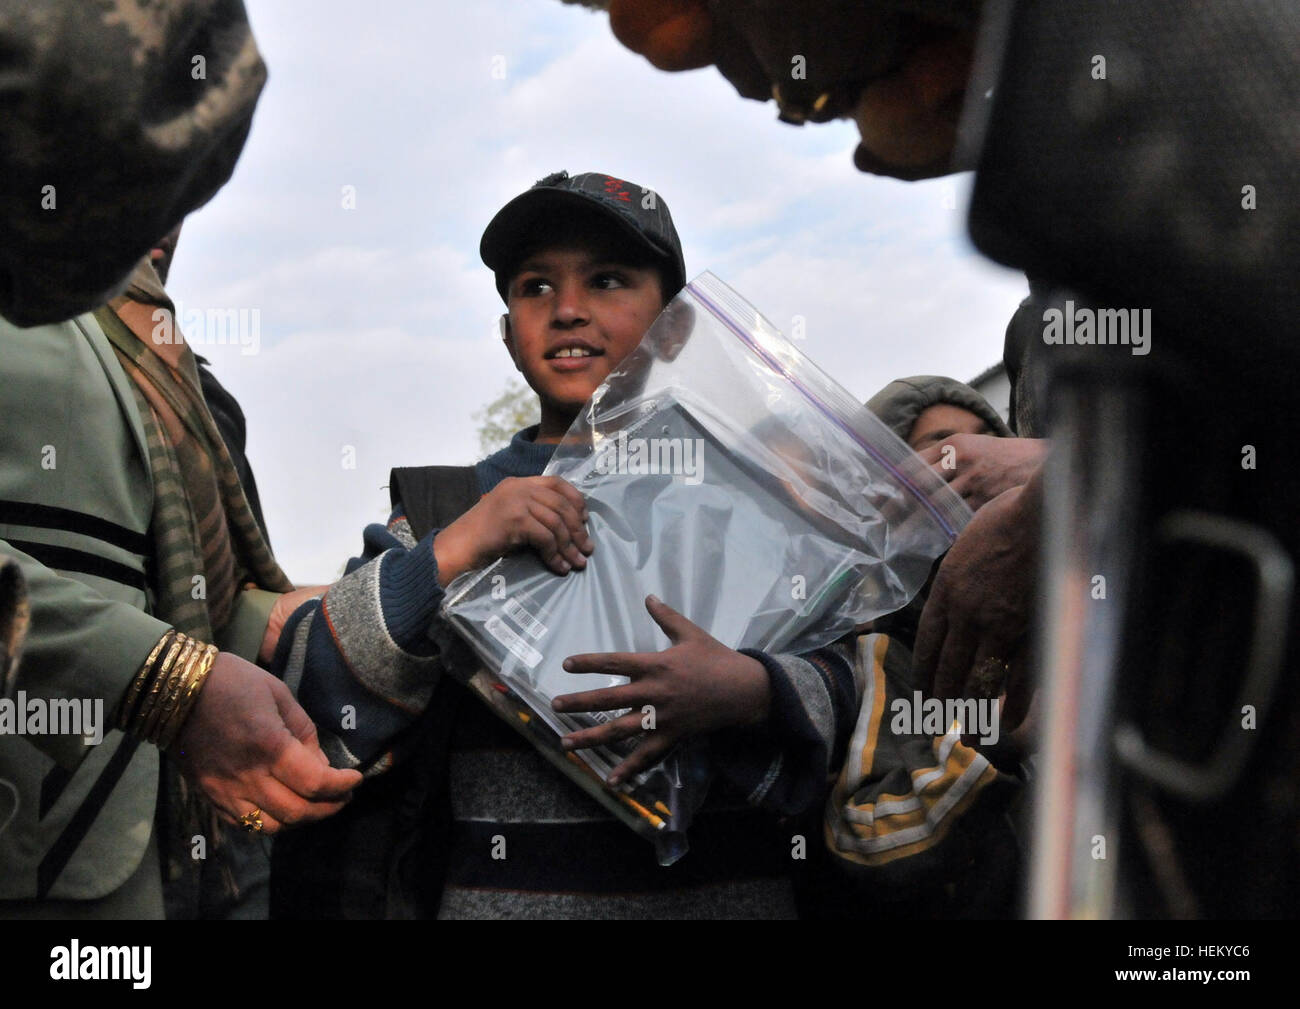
[868,374,1046,513]
[269,171,859,919]
[807,376,1033,919]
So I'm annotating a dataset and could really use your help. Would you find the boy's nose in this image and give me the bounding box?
[551,281,591,327]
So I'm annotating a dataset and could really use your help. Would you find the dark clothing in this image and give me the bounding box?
[968,0,1300,917]
[1000,277,1055,438]
[196,358,271,546]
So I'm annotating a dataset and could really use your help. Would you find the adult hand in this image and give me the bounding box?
[914,468,1044,739]
[985,689,1042,769]
[171,652,362,834]
[553,595,771,785]
[259,585,328,665]
[917,434,1047,512]
[433,475,592,585]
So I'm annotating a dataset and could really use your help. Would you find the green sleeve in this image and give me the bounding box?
[215,587,279,664]
[0,539,171,770]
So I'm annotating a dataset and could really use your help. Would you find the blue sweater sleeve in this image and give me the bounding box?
[271,505,449,772]
[709,637,861,816]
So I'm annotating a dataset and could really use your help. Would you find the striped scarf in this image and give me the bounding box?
[92,259,293,915]
[93,266,291,640]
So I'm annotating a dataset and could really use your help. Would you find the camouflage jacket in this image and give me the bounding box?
[0,0,266,326]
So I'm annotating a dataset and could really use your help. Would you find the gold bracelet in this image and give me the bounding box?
[157,643,217,751]
[130,632,188,739]
[143,634,196,743]
[146,656,190,745]
[143,637,200,745]
[117,629,175,731]
[157,644,219,752]
[161,641,215,744]
[127,632,182,735]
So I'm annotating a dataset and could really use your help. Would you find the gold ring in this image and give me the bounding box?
[238,807,264,833]
[970,657,1010,700]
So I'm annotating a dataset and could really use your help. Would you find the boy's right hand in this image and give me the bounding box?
[433,476,594,585]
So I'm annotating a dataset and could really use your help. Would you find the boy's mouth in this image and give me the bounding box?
[544,340,604,370]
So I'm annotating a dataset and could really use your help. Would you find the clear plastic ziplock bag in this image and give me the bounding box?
[442,272,971,865]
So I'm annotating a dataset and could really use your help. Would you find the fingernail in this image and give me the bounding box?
[607,774,621,786]
[558,560,571,572]
[560,737,574,750]
[562,658,574,671]
[647,594,660,606]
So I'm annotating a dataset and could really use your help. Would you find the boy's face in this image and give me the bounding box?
[907,403,992,451]
[503,244,665,424]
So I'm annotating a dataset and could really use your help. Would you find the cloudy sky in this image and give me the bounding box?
[172,1,1028,583]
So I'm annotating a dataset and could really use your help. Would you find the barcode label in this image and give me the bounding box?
[504,596,548,640]
[486,614,543,669]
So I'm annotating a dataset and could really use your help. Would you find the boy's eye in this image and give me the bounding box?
[518,277,552,296]
[592,271,627,290]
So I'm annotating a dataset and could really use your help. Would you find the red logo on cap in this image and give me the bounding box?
[603,175,631,203]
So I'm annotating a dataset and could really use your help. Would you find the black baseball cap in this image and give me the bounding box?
[480,171,686,302]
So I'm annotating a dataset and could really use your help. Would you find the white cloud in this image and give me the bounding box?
[202,317,514,582]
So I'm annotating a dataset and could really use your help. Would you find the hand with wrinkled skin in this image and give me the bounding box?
[553,595,771,785]
[918,434,1048,512]
[433,475,594,586]
[171,652,362,834]
[914,467,1043,740]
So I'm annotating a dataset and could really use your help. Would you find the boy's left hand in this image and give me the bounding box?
[553,595,771,785]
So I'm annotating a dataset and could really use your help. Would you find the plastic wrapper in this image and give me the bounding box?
[443,272,971,863]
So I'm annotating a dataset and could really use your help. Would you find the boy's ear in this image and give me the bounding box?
[500,314,522,372]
